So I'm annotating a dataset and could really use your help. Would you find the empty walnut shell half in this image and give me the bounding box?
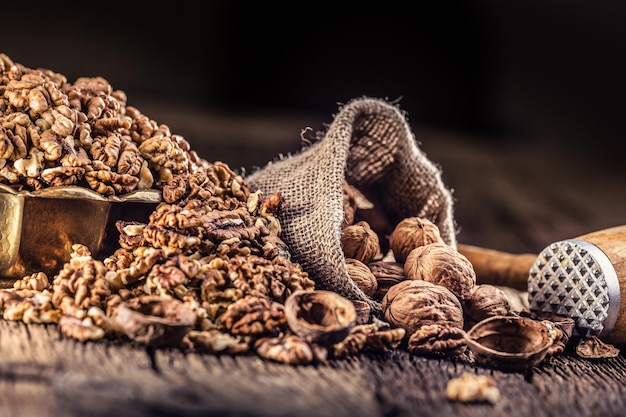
[114,295,197,347]
[285,290,357,345]
[464,315,556,372]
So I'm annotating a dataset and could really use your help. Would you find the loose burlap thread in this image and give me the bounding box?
[246,97,457,316]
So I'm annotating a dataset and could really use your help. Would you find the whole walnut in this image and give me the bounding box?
[345,258,378,297]
[389,217,444,263]
[368,260,406,301]
[341,221,381,264]
[404,242,476,301]
[463,284,512,325]
[381,279,464,335]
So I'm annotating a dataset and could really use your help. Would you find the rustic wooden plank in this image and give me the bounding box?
[0,321,59,416]
[3,317,626,416]
[149,349,382,417]
[529,356,626,416]
[356,349,626,417]
[0,362,57,417]
[0,318,381,416]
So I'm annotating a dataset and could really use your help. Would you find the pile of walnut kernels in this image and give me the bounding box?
[0,53,410,364]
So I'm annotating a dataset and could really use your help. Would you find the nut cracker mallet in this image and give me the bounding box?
[458,225,626,344]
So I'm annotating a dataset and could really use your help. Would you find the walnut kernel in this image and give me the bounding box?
[407,323,467,356]
[445,373,500,404]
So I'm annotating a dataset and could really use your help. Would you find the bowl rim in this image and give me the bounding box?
[0,183,162,203]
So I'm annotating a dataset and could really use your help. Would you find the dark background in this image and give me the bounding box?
[3,2,625,156]
[2,2,626,253]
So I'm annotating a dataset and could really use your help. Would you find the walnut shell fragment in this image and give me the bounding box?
[524,310,575,356]
[114,295,196,347]
[352,300,371,325]
[285,290,357,345]
[575,336,620,359]
[464,315,556,372]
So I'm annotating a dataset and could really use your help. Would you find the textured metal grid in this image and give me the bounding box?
[528,239,616,337]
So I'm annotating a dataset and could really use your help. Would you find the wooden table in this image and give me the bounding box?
[4,318,626,417]
[3,107,626,417]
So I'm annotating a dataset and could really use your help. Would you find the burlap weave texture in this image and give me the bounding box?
[246,97,456,315]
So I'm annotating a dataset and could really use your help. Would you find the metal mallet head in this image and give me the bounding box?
[528,238,621,339]
[459,225,626,344]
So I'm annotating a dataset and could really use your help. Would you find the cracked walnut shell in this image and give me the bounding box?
[464,315,556,371]
[114,295,196,347]
[285,290,357,345]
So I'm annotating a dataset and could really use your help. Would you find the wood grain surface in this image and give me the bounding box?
[3,318,626,417]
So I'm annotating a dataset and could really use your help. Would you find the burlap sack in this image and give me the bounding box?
[246,97,457,316]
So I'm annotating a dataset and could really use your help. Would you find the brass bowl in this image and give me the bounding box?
[0,184,161,284]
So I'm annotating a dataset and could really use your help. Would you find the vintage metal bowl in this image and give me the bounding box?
[0,184,161,286]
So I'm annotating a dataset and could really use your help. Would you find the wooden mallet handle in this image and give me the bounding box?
[457,243,536,291]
